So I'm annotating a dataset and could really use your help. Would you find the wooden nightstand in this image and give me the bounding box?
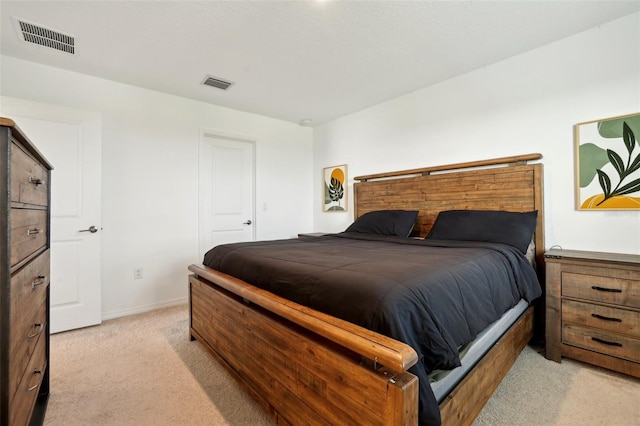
[545,249,640,378]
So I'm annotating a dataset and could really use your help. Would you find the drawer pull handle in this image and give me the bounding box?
[32,275,47,289]
[28,176,44,186]
[591,337,622,347]
[27,228,42,236]
[591,313,622,322]
[591,286,622,293]
[27,370,43,392]
[27,323,44,339]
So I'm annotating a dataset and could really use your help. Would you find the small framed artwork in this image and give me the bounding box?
[575,112,640,210]
[323,164,347,212]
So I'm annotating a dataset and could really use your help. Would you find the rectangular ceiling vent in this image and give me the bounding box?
[13,17,75,54]
[202,75,234,91]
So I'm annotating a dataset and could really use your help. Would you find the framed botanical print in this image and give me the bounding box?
[575,112,640,210]
[323,164,347,212]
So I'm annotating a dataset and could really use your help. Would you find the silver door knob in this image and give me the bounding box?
[243,220,252,225]
[79,225,99,233]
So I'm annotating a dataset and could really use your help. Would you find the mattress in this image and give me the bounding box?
[430,298,529,402]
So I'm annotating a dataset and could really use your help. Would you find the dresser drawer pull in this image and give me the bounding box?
[27,228,43,236]
[591,313,622,322]
[27,370,43,392]
[28,176,44,186]
[591,336,623,347]
[27,323,44,339]
[591,286,622,293]
[32,275,47,289]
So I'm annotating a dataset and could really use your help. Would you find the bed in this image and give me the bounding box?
[189,153,545,425]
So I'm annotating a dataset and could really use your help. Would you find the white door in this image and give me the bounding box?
[199,133,255,258]
[1,98,102,333]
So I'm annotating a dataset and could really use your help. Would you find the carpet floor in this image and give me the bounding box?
[43,305,640,426]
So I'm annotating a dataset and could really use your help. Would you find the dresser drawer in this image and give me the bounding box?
[10,141,49,207]
[562,271,640,308]
[562,299,640,338]
[10,209,47,267]
[9,251,49,403]
[562,322,640,363]
[9,297,47,403]
[9,333,47,426]
[11,250,49,317]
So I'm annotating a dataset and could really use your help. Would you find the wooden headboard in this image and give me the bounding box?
[353,153,545,270]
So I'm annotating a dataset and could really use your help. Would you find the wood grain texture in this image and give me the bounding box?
[188,264,418,372]
[562,299,640,338]
[9,334,46,426]
[353,163,545,269]
[545,250,640,378]
[1,118,51,426]
[11,142,49,207]
[439,307,534,426]
[562,270,640,308]
[545,261,562,362]
[354,153,542,181]
[189,155,545,425]
[191,275,418,426]
[561,344,640,378]
[10,209,47,269]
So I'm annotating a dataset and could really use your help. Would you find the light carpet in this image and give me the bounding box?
[43,305,640,426]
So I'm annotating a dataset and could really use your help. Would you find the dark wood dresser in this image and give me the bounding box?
[545,248,640,378]
[1,117,52,425]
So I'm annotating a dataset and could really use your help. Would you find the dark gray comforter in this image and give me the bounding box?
[203,232,541,426]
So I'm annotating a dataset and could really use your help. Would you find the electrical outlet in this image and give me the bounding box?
[133,267,143,279]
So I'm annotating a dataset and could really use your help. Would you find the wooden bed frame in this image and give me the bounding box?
[189,153,544,425]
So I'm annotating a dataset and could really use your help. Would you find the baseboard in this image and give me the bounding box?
[101,297,188,321]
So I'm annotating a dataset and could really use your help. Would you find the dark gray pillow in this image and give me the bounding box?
[426,210,538,254]
[345,210,418,237]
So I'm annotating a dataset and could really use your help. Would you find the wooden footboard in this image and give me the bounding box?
[189,265,419,426]
[189,264,534,426]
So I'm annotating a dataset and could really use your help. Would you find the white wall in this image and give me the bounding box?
[1,11,638,321]
[314,12,640,255]
[0,57,314,319]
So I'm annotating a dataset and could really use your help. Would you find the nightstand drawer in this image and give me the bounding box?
[562,271,640,308]
[562,299,640,338]
[562,322,640,363]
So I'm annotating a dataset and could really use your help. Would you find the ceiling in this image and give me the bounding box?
[1,1,639,126]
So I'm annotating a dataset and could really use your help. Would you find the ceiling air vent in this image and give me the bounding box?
[13,18,75,54]
[202,75,234,91]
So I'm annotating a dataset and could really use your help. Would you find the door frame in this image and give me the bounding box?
[198,129,256,258]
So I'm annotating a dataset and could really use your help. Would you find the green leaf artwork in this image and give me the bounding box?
[577,113,640,209]
[578,143,609,187]
[323,165,347,212]
[329,177,344,203]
